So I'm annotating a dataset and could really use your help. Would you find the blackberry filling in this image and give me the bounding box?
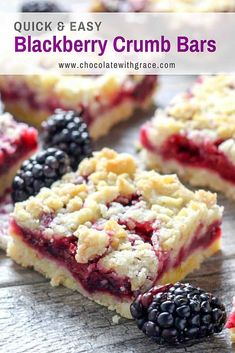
[11,220,132,298]
[161,134,235,184]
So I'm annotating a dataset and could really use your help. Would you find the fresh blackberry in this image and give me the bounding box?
[130,283,226,345]
[21,1,62,12]
[41,109,92,171]
[12,148,71,203]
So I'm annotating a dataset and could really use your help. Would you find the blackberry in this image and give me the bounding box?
[130,283,226,345]
[12,148,71,203]
[21,1,62,12]
[41,109,92,171]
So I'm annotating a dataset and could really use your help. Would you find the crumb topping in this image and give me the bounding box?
[99,240,158,291]
[145,75,235,153]
[13,148,222,291]
[75,225,110,264]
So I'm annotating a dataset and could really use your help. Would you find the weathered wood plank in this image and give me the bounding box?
[0,251,47,288]
[0,282,233,353]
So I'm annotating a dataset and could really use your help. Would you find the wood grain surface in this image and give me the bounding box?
[0,2,235,352]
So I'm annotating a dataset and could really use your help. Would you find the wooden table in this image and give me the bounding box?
[0,2,235,352]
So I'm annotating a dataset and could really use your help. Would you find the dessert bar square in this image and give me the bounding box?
[0,74,157,139]
[91,0,235,12]
[8,148,222,318]
[0,112,38,198]
[140,75,235,199]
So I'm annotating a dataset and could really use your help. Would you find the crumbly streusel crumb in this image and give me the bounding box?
[146,75,235,152]
[168,75,235,140]
[75,225,110,263]
[112,315,121,324]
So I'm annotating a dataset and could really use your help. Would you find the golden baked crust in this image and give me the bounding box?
[13,148,222,292]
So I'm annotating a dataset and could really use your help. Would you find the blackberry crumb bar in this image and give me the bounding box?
[0,74,157,139]
[0,112,38,197]
[91,0,235,12]
[8,148,222,318]
[140,75,235,199]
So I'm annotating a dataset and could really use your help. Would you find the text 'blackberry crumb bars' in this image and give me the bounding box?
[0,74,157,139]
[140,75,235,199]
[91,0,235,12]
[8,148,223,318]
